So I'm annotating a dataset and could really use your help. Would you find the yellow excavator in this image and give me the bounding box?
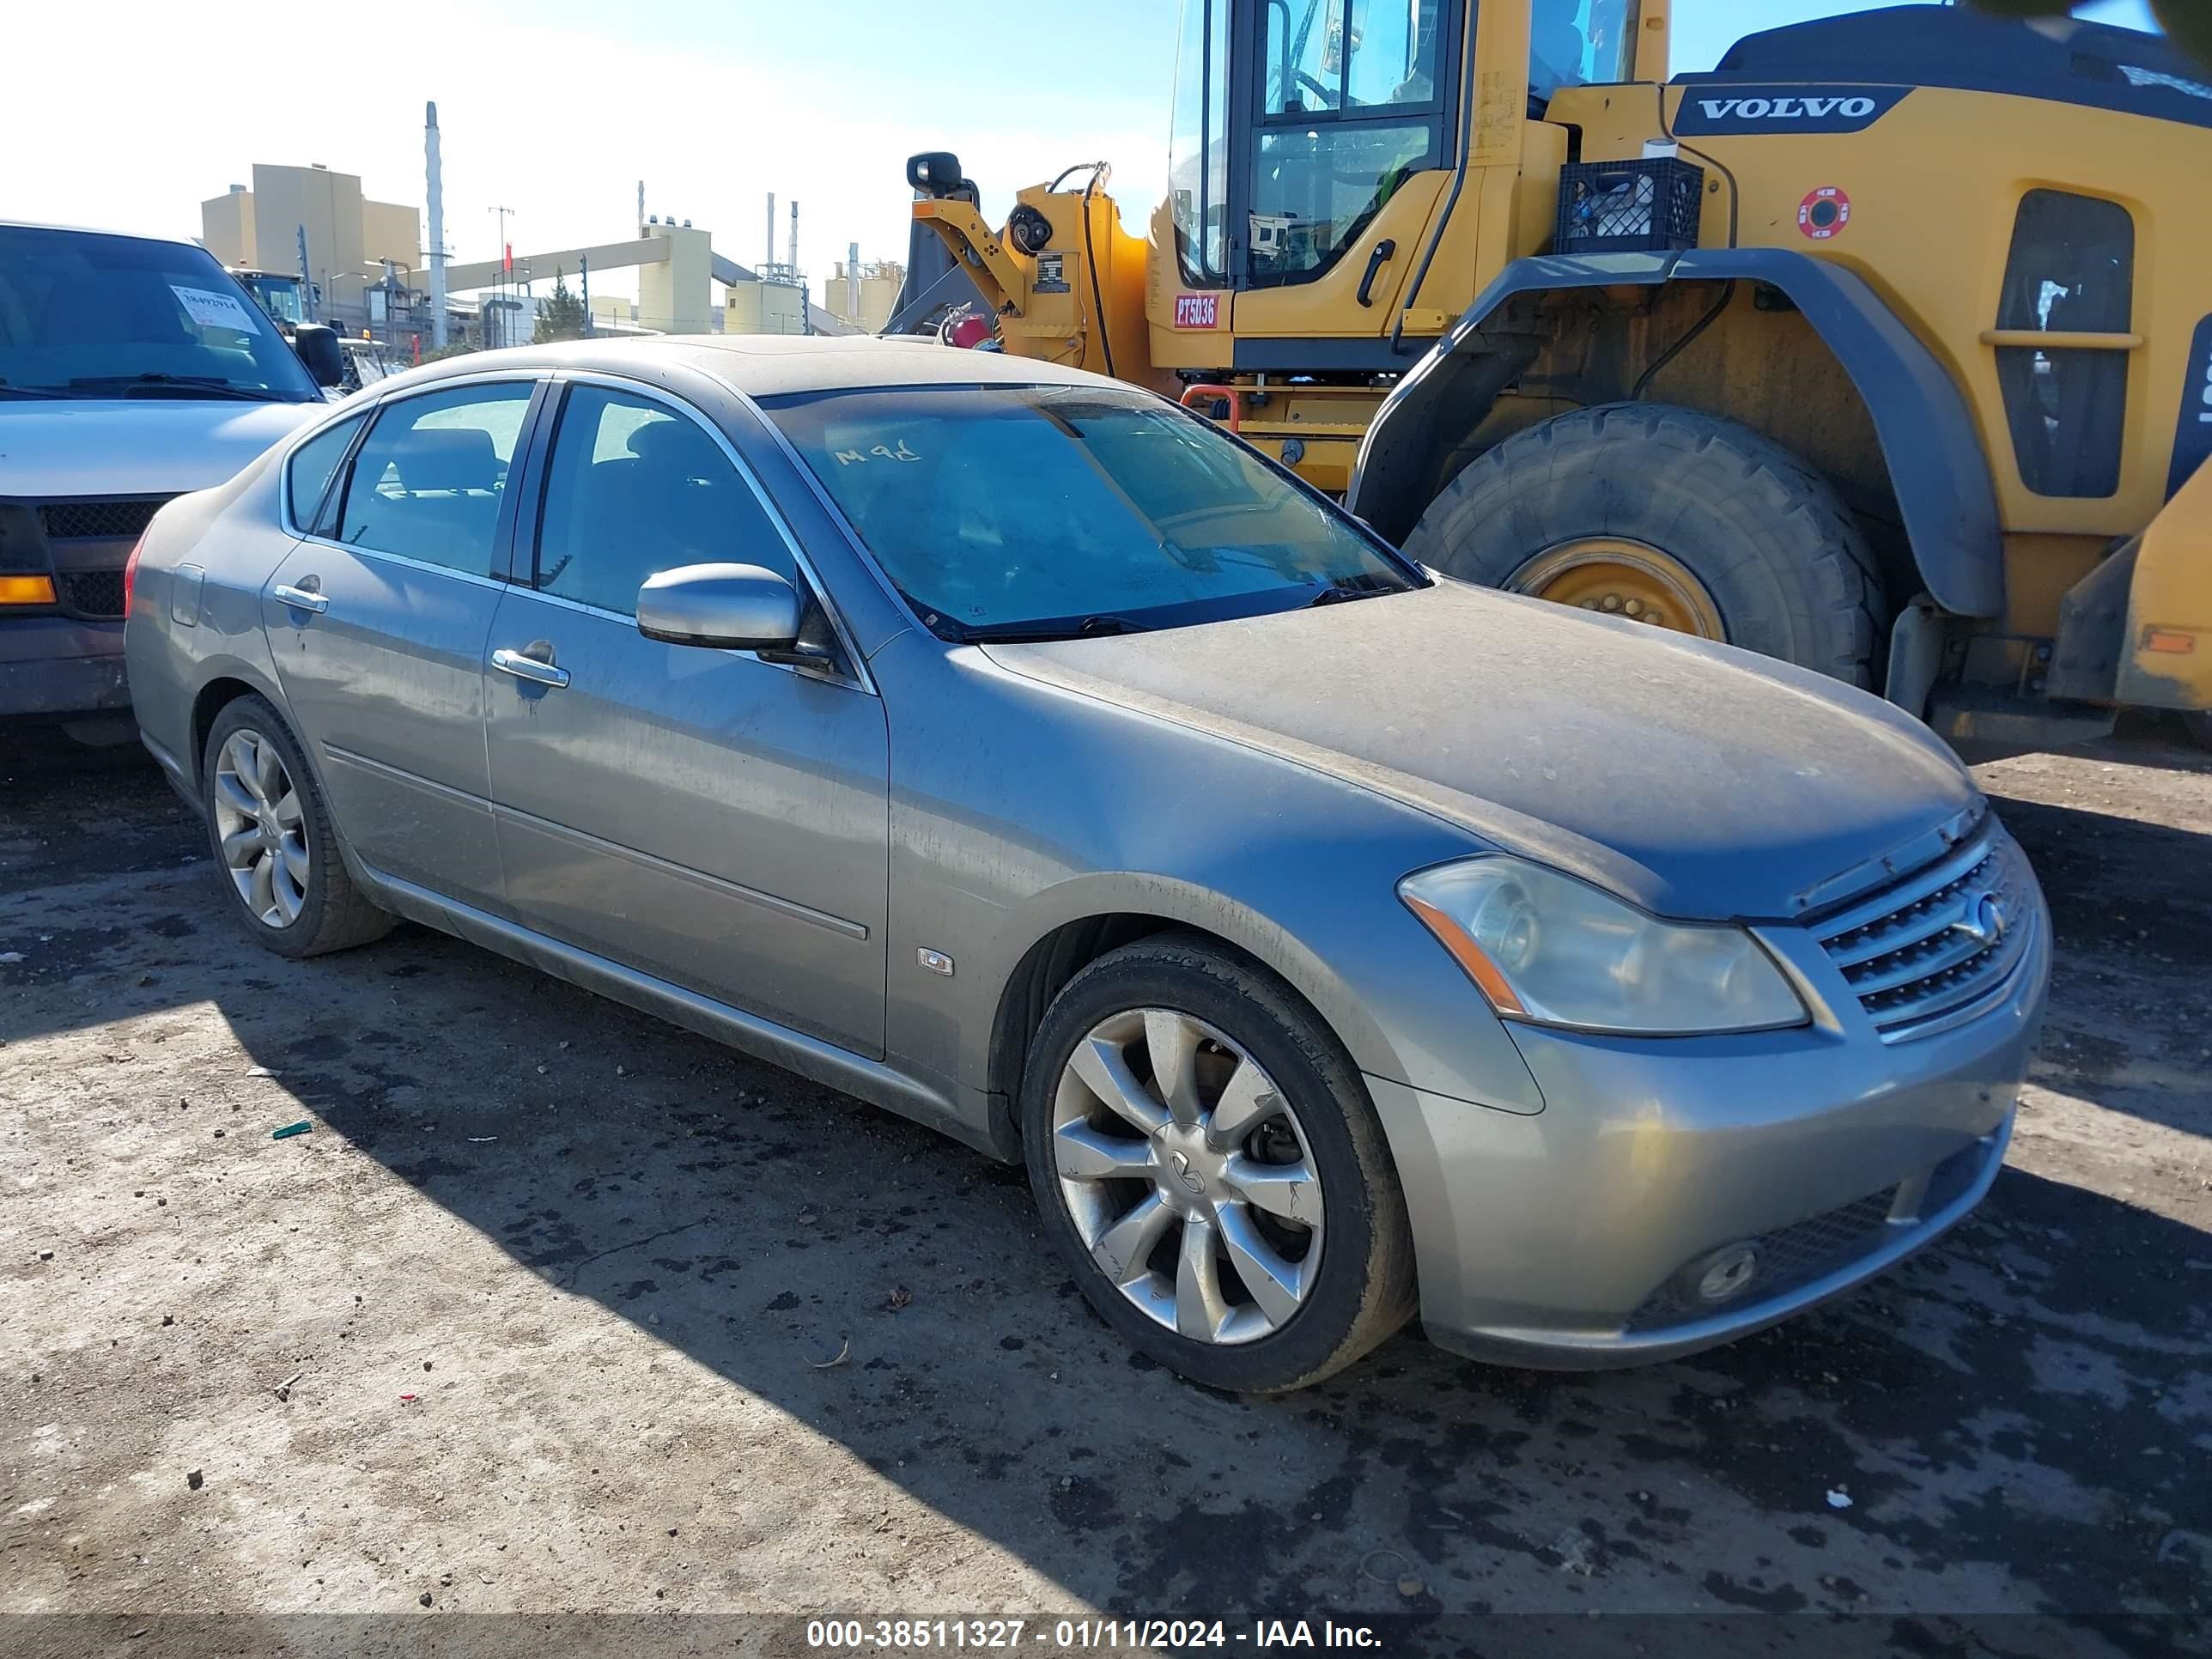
[902,0,2212,753]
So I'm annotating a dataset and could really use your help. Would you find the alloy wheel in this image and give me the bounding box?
[212,727,310,928]
[1050,1008,1324,1346]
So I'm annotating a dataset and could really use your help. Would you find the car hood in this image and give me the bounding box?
[981,580,1977,922]
[0,398,321,498]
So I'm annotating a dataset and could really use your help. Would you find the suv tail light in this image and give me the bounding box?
[123,533,147,617]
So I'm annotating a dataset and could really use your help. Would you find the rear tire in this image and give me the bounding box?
[1019,933,1416,1393]
[1402,403,1888,688]
[201,695,392,958]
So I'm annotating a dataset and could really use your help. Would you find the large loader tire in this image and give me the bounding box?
[1401,403,1889,689]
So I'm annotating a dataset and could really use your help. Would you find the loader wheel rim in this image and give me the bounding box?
[1506,538,1729,641]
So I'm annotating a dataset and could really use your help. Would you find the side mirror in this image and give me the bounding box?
[293,324,346,389]
[637,562,809,653]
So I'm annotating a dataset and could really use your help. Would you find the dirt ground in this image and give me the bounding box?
[3,718,2207,1658]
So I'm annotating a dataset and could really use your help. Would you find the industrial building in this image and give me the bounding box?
[200,164,421,336]
[200,124,870,349]
[826,258,904,332]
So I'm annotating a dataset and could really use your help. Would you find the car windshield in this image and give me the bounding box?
[763,383,1419,640]
[0,225,321,403]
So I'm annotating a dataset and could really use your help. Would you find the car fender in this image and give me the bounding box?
[1348,249,2006,619]
[985,866,1403,1088]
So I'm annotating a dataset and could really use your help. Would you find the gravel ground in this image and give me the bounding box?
[2,720,2207,1657]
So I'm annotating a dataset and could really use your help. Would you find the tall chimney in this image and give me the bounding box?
[765,193,775,269]
[637,179,645,232]
[788,200,799,275]
[848,240,861,322]
[424,101,447,348]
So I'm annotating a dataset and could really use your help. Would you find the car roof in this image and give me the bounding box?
[367,333,1116,402]
[0,219,207,249]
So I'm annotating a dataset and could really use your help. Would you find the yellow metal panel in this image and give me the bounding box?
[2120,458,2212,711]
[1634,1,1673,84]
[1650,82,2212,545]
[1228,174,1449,340]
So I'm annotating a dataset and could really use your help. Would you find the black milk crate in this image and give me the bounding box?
[1555,156,1705,254]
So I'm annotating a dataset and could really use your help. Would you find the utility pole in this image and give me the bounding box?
[295,225,315,323]
[425,102,448,348]
[580,253,592,337]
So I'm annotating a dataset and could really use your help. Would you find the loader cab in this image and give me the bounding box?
[1168,0,1644,301]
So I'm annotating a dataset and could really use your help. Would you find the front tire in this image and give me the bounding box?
[201,695,392,958]
[1403,403,1888,688]
[1020,934,1416,1393]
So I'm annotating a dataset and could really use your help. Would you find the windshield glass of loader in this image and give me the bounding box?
[765,383,1417,641]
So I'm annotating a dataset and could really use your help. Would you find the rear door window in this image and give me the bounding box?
[335,383,535,574]
[286,413,366,538]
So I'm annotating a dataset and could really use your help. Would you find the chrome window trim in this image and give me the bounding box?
[532,368,877,696]
[288,538,514,594]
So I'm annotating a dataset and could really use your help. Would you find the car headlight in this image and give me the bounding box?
[1399,856,1807,1036]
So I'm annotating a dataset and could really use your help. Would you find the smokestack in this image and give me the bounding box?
[424,101,447,348]
[788,200,799,275]
[848,240,860,322]
[637,179,645,233]
[765,193,775,269]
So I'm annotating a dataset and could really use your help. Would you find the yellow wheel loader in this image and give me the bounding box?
[905,1,2212,754]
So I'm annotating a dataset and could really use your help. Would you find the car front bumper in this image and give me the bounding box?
[0,617,129,720]
[1368,897,2049,1370]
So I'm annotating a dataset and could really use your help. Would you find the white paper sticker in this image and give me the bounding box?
[170,284,260,333]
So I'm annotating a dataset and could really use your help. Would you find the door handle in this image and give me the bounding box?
[273,582,328,613]
[1356,239,1398,308]
[492,647,570,689]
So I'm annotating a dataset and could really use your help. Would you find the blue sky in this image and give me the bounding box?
[0,1,2167,305]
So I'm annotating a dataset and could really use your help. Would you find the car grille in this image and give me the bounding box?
[57,569,128,618]
[1624,1137,1996,1332]
[39,499,167,542]
[1808,821,2037,1042]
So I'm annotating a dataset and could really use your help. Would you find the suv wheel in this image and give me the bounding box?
[1021,934,1416,1393]
[202,695,391,957]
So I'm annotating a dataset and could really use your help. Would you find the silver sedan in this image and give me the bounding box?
[123,337,2049,1392]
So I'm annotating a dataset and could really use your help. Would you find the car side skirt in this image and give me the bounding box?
[355,863,1002,1159]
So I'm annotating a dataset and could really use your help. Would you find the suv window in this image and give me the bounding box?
[336,383,535,574]
[287,413,366,537]
[532,384,791,615]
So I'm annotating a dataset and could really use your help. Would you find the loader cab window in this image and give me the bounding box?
[1530,1,1642,101]
[1249,1,1453,288]
[1995,190,2134,499]
[1172,0,1462,292]
[1170,0,1232,284]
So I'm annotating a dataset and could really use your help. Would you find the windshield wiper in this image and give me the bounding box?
[1307,574,1401,607]
[65,374,288,402]
[0,383,72,400]
[958,614,1146,644]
